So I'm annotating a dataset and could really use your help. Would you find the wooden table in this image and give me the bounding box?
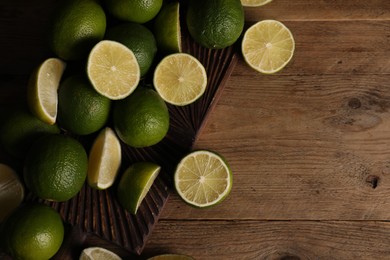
[2,1,390,259]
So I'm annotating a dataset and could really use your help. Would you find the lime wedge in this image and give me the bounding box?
[27,58,66,125]
[87,127,122,190]
[241,20,295,74]
[117,162,161,214]
[241,0,272,7]
[80,247,122,260]
[153,53,207,106]
[0,163,24,222]
[154,2,182,54]
[174,150,232,208]
[87,40,140,100]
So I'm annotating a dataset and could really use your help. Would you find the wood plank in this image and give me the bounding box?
[143,220,390,259]
[160,69,390,220]
[244,0,390,22]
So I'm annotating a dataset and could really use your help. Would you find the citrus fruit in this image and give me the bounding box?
[87,40,140,100]
[241,20,295,74]
[174,150,233,208]
[48,0,106,60]
[80,247,122,260]
[58,75,111,135]
[153,2,182,54]
[105,22,157,77]
[186,0,244,49]
[2,203,64,260]
[23,134,88,202]
[27,58,66,125]
[241,0,272,7]
[0,105,60,158]
[153,53,207,106]
[0,164,24,223]
[117,162,161,214]
[113,87,169,148]
[105,0,163,23]
[148,254,194,260]
[87,127,122,190]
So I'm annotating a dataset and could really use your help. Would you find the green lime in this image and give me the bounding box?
[113,87,169,148]
[174,150,233,208]
[117,162,161,214]
[0,105,60,159]
[105,0,163,23]
[23,134,88,202]
[153,2,182,54]
[58,75,111,135]
[48,0,106,60]
[105,22,157,77]
[2,203,64,260]
[186,0,244,49]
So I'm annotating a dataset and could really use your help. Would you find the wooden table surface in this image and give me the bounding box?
[2,1,390,259]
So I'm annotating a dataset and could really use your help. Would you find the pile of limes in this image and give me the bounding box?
[0,0,295,258]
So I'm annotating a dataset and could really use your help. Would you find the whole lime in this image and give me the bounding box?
[113,87,169,148]
[2,203,64,260]
[0,105,60,159]
[58,75,111,136]
[105,0,163,23]
[105,22,157,77]
[23,134,88,202]
[48,0,106,60]
[186,0,244,49]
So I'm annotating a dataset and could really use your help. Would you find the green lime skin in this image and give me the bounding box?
[48,0,106,60]
[113,87,169,148]
[186,0,244,49]
[153,2,182,54]
[2,203,64,260]
[23,134,88,202]
[117,162,160,214]
[0,105,60,159]
[105,22,157,77]
[58,75,111,136]
[105,0,163,23]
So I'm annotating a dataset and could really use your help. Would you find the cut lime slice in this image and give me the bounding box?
[87,127,122,190]
[117,162,161,214]
[153,53,207,106]
[174,150,232,208]
[241,0,272,7]
[154,2,182,54]
[79,247,122,260]
[0,163,24,222]
[27,58,66,125]
[87,40,140,100]
[242,20,295,74]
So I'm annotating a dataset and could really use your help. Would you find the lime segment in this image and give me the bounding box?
[27,58,66,125]
[117,162,161,214]
[174,150,232,208]
[87,40,140,100]
[241,0,272,7]
[87,127,122,190]
[242,20,295,74]
[0,164,24,222]
[80,247,122,260]
[153,2,182,54]
[153,53,207,106]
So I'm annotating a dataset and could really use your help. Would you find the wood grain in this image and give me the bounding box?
[144,220,390,259]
